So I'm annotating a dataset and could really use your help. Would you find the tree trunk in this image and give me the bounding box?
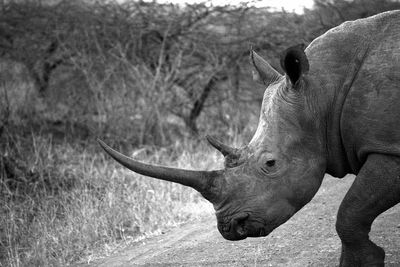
[186,74,227,134]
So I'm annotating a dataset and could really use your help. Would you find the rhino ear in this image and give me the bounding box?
[250,50,281,86]
[280,44,309,87]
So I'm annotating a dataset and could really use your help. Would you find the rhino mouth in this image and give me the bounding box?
[257,227,268,237]
[218,224,273,241]
[217,213,275,241]
[248,225,274,238]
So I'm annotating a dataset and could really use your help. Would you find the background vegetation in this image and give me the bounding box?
[1,0,399,265]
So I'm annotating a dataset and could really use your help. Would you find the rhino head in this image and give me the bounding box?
[98,44,327,241]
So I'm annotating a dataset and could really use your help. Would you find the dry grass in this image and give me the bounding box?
[0,131,221,266]
[0,55,257,267]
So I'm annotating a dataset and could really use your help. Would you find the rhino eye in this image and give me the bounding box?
[265,160,276,167]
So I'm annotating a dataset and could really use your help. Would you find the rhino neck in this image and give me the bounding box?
[306,32,371,178]
[319,73,352,178]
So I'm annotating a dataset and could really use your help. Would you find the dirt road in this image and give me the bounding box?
[86,175,400,266]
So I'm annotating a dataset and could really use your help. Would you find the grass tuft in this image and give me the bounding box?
[0,130,219,266]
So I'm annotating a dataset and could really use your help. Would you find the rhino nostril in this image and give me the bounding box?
[222,224,231,232]
[232,213,249,236]
[236,224,246,236]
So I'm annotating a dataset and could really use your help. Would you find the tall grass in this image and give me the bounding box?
[0,130,222,266]
[0,51,258,267]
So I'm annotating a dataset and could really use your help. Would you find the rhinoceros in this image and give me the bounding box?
[98,10,400,267]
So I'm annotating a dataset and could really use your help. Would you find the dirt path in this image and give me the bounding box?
[85,175,400,266]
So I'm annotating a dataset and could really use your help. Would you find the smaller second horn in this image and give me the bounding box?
[206,135,239,157]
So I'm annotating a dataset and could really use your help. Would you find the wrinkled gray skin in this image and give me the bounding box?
[99,11,400,267]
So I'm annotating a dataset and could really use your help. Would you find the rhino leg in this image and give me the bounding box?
[335,154,400,267]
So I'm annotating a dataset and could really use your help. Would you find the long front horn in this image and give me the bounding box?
[98,139,222,194]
